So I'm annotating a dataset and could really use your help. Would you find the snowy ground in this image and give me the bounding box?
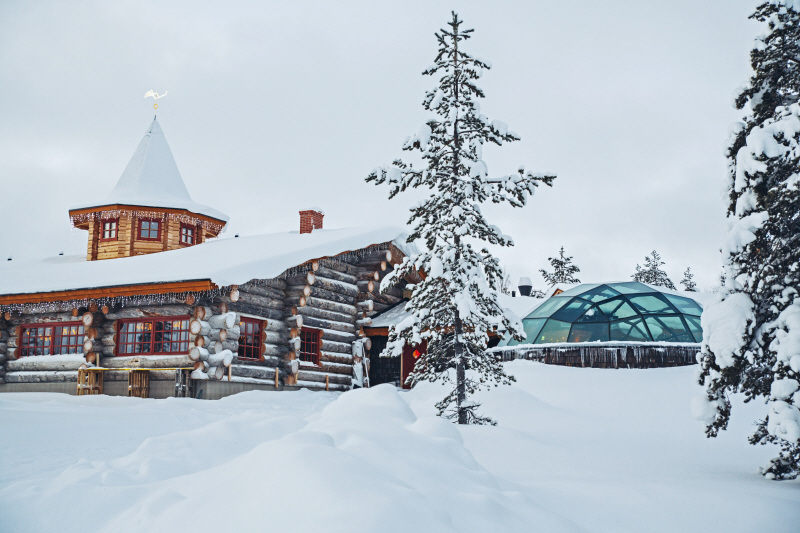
[1,361,798,532]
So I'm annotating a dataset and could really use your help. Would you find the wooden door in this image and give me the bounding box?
[400,340,427,390]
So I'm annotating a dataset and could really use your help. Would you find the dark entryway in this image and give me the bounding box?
[367,336,401,387]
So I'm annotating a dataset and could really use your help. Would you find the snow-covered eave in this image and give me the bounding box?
[0,226,412,304]
[68,202,229,225]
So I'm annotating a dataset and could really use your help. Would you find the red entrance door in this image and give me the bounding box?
[400,340,427,389]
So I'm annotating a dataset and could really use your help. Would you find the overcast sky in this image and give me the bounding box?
[0,0,758,291]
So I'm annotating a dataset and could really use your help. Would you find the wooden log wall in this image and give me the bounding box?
[285,261,361,390]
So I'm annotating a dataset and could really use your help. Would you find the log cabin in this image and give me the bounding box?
[0,117,416,399]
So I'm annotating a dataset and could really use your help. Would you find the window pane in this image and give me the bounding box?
[627,295,675,314]
[645,316,694,342]
[535,319,571,344]
[568,322,609,343]
[575,305,607,323]
[684,315,703,343]
[607,282,652,294]
[506,318,546,347]
[551,298,593,322]
[526,297,570,319]
[610,318,652,342]
[140,227,148,238]
[664,295,703,316]
[577,284,621,303]
[141,221,150,230]
[555,284,601,297]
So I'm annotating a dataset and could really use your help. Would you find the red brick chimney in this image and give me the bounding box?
[299,209,324,234]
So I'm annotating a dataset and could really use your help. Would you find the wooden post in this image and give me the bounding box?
[274,368,279,389]
[90,217,100,261]
[228,364,232,381]
[325,375,329,391]
[162,217,170,251]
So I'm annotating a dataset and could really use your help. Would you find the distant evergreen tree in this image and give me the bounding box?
[631,250,675,290]
[367,12,556,425]
[539,247,581,286]
[680,267,697,292]
[529,288,546,298]
[696,2,800,480]
[499,269,512,295]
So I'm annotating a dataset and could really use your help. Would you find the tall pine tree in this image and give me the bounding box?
[680,267,697,292]
[367,12,556,425]
[632,250,675,289]
[696,2,800,479]
[539,246,581,286]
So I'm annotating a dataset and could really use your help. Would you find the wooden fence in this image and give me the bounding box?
[492,343,700,369]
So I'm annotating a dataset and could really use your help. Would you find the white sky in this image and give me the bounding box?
[0,0,758,292]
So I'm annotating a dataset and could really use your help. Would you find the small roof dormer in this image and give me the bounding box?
[69,117,228,261]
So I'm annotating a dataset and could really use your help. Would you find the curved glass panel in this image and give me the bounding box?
[575,305,607,322]
[665,295,703,316]
[607,282,652,294]
[527,297,570,319]
[644,316,694,342]
[606,298,638,320]
[536,319,571,344]
[507,318,547,347]
[551,298,593,322]
[569,322,609,342]
[627,294,675,314]
[578,284,621,302]
[684,315,704,343]
[555,284,600,297]
[610,318,652,342]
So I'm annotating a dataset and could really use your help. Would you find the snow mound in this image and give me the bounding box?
[1,363,798,532]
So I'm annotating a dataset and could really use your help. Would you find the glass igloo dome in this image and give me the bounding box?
[503,282,703,347]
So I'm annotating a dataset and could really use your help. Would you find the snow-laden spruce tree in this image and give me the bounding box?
[539,246,581,286]
[695,1,800,480]
[680,267,697,292]
[632,250,675,289]
[367,12,556,425]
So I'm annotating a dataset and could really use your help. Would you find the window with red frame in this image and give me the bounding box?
[100,219,118,240]
[180,224,195,245]
[137,218,161,240]
[117,317,190,355]
[299,327,321,365]
[19,322,85,357]
[238,317,262,360]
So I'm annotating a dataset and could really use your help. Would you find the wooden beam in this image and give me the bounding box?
[0,280,217,305]
[363,327,390,336]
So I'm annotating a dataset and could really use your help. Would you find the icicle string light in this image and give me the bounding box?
[69,210,224,234]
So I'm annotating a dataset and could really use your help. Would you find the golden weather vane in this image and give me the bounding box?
[144,90,168,114]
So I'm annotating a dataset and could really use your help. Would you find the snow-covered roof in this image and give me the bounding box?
[369,301,411,329]
[70,117,229,223]
[496,293,543,320]
[0,226,414,296]
[368,292,541,330]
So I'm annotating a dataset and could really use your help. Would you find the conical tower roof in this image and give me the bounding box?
[71,117,229,223]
